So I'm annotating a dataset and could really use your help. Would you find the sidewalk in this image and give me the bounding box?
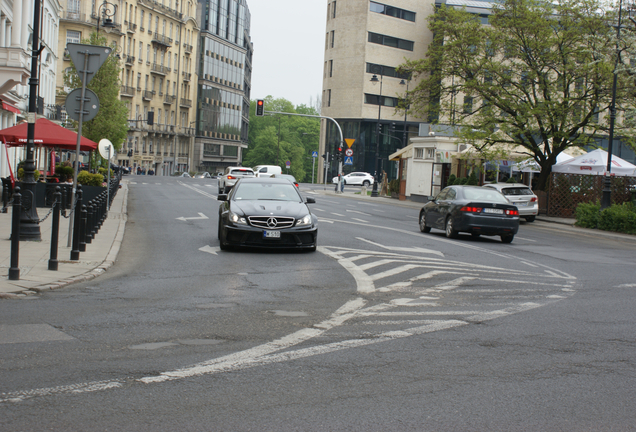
[0,181,128,298]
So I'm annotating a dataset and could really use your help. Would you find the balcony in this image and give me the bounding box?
[124,55,135,65]
[142,90,154,101]
[182,72,192,82]
[183,127,195,136]
[163,95,176,105]
[180,98,192,108]
[126,22,137,33]
[138,0,183,21]
[151,63,167,75]
[152,32,172,47]
[184,43,193,54]
[0,47,30,94]
[63,11,87,22]
[120,85,135,97]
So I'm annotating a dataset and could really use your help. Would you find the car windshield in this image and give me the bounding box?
[463,188,509,203]
[501,187,533,196]
[233,183,301,201]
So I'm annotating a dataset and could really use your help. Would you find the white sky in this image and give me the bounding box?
[247,0,328,108]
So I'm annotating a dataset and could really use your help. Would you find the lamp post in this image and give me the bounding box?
[96,1,117,33]
[400,79,410,147]
[370,71,383,197]
[602,0,625,209]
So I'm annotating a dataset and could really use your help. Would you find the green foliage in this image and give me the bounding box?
[466,171,479,185]
[398,0,636,191]
[459,177,469,185]
[17,168,40,181]
[506,176,517,183]
[245,96,321,182]
[55,164,75,181]
[597,203,636,234]
[63,32,129,152]
[77,170,104,187]
[574,201,601,228]
[447,174,457,185]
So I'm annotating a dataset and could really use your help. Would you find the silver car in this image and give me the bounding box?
[482,183,539,222]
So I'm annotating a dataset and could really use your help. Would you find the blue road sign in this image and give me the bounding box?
[344,156,353,165]
[312,151,318,158]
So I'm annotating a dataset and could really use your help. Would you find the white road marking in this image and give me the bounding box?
[176,213,208,221]
[331,212,345,216]
[347,209,371,216]
[357,237,444,257]
[199,245,219,255]
[616,283,636,287]
[351,218,369,223]
[515,237,536,242]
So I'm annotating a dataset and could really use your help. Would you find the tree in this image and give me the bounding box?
[245,97,321,182]
[63,32,129,168]
[399,0,636,190]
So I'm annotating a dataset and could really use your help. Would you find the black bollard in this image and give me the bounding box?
[49,187,61,271]
[70,188,83,261]
[8,187,21,280]
[79,204,87,252]
[1,179,9,213]
[86,203,94,243]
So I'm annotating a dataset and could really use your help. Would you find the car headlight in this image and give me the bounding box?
[296,214,312,226]
[229,210,247,225]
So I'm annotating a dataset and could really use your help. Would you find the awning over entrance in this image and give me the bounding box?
[1,99,21,115]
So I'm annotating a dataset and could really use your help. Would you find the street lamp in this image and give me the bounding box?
[400,78,410,147]
[96,1,117,33]
[370,71,383,197]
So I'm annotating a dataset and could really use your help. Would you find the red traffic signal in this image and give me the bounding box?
[255,99,264,116]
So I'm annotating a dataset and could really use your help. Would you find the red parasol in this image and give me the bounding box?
[0,117,98,151]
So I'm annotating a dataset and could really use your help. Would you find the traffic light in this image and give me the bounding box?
[255,99,264,116]
[337,145,343,162]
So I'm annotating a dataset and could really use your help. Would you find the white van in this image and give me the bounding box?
[253,165,282,178]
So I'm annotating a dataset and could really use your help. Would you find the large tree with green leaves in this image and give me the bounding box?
[63,32,129,167]
[245,96,321,182]
[400,0,636,190]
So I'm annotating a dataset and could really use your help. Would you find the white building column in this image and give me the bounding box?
[21,0,31,50]
[11,0,21,48]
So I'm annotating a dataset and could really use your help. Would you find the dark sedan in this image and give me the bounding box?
[419,185,520,243]
[217,177,318,251]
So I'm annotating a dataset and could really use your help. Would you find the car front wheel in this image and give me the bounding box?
[218,219,229,251]
[445,217,458,239]
[362,180,370,187]
[419,212,431,233]
[500,234,514,243]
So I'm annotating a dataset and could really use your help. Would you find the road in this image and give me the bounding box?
[1,177,635,431]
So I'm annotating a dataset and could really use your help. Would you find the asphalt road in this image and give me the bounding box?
[1,177,635,431]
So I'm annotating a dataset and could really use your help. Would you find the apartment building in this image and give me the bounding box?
[319,0,436,182]
[193,0,252,174]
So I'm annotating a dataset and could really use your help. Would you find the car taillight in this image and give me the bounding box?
[460,206,482,213]
[530,196,538,202]
[294,183,299,188]
[227,175,236,180]
[505,209,519,216]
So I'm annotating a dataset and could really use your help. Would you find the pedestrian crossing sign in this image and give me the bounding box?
[344,156,353,165]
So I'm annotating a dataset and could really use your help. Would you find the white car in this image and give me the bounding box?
[482,183,539,222]
[218,167,255,194]
[331,172,374,186]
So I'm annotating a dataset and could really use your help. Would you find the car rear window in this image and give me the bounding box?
[230,169,254,176]
[463,188,509,203]
[501,187,533,196]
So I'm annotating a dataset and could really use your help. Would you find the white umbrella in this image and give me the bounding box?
[513,152,574,173]
[552,149,636,176]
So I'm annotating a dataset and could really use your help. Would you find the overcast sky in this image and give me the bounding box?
[247,0,328,108]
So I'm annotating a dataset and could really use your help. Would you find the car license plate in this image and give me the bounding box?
[263,230,281,239]
[484,208,504,214]
[516,202,528,206]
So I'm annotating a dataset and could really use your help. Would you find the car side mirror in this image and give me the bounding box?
[305,196,316,204]
[427,195,435,202]
[217,194,228,201]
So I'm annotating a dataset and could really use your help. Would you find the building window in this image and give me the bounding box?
[426,148,435,159]
[370,2,416,22]
[364,93,399,107]
[463,96,473,114]
[329,60,333,77]
[415,148,424,159]
[66,30,81,44]
[327,89,331,107]
[203,143,221,157]
[366,63,410,79]
[331,30,335,48]
[223,145,238,157]
[368,32,414,51]
[332,1,337,18]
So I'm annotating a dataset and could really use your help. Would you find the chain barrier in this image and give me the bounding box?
[20,199,59,224]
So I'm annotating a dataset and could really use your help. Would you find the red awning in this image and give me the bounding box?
[1,100,21,115]
[0,117,98,151]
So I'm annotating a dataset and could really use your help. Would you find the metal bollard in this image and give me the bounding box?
[8,187,21,280]
[79,204,87,252]
[49,187,61,271]
[86,203,94,243]
[70,188,83,261]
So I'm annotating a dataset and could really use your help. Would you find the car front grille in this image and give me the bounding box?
[248,216,295,229]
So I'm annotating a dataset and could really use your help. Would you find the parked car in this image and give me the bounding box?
[483,183,538,222]
[271,173,299,188]
[217,177,318,251]
[194,172,211,179]
[218,167,255,194]
[179,172,191,178]
[253,165,283,178]
[331,172,374,186]
[419,185,520,243]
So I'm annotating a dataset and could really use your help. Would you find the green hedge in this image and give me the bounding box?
[575,201,636,234]
[77,170,105,187]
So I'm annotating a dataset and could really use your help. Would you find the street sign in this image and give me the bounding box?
[345,148,353,157]
[344,156,353,165]
[66,43,113,86]
[312,151,318,158]
[65,88,100,122]
[98,139,114,160]
[345,138,355,148]
[286,160,291,168]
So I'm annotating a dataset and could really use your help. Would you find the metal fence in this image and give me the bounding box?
[547,172,636,217]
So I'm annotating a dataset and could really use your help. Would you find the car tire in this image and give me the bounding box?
[218,184,223,194]
[218,219,229,251]
[363,180,370,187]
[471,232,481,238]
[525,216,536,222]
[419,212,431,233]
[500,234,514,243]
[445,217,458,239]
